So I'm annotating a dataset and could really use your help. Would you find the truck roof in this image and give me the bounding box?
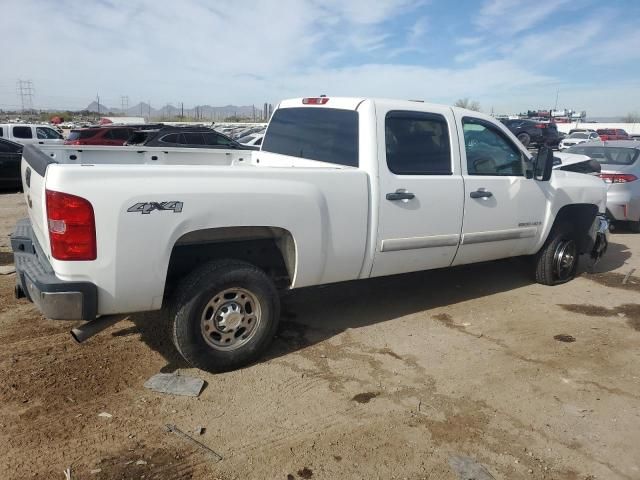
[277,96,493,120]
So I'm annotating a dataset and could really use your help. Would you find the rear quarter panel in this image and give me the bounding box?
[44,164,369,315]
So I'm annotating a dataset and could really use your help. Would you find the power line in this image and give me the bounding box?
[16,80,34,112]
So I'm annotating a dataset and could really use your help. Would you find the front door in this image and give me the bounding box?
[454,116,547,265]
[371,106,464,277]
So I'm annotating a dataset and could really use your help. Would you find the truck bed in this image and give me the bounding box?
[37,144,253,166]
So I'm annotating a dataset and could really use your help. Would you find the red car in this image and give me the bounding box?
[596,128,630,141]
[64,126,143,146]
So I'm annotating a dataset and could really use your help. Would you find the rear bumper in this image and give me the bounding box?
[606,188,640,222]
[11,218,97,320]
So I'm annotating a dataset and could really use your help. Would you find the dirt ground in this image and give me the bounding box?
[0,191,638,480]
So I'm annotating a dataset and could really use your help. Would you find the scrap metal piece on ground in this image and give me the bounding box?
[0,265,15,275]
[449,455,496,480]
[623,268,636,284]
[144,373,204,397]
[165,424,223,462]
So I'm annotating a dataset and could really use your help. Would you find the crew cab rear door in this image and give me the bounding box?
[371,104,464,277]
[454,115,547,265]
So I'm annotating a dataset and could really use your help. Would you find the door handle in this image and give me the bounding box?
[386,191,415,201]
[470,190,493,199]
[38,141,44,144]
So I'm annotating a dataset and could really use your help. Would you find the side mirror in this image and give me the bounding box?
[534,145,554,181]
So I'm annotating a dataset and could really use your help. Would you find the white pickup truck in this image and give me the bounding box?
[11,97,609,372]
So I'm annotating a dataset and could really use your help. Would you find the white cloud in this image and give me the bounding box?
[0,0,638,117]
[475,0,571,35]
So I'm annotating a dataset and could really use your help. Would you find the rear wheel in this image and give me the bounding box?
[534,225,579,285]
[170,260,280,372]
[517,132,531,147]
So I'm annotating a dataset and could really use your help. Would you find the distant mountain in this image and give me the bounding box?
[84,101,261,120]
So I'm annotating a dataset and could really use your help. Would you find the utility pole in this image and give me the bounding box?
[148,100,151,121]
[96,93,101,116]
[181,102,184,119]
[554,89,559,111]
[17,80,34,113]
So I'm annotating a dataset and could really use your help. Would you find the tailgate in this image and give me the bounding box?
[21,145,55,255]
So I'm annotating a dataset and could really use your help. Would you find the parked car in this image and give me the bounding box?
[12,96,609,373]
[559,131,600,150]
[569,128,598,135]
[500,119,560,148]
[0,123,64,146]
[131,126,247,149]
[64,125,160,146]
[237,133,264,147]
[568,141,640,231]
[596,129,630,141]
[0,137,23,189]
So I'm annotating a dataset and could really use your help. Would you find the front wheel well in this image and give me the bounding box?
[549,204,599,253]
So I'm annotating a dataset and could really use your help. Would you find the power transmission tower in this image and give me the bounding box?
[16,80,34,113]
[121,96,129,113]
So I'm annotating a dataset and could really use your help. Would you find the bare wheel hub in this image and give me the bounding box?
[200,288,262,351]
[553,239,577,281]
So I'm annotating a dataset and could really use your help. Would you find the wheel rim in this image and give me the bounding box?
[200,288,262,351]
[553,239,577,281]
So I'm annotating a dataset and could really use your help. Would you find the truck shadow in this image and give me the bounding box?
[125,241,630,373]
[266,242,630,361]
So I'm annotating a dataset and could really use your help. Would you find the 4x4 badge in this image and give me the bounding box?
[127,201,183,214]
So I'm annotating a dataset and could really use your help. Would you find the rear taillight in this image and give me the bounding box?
[46,190,96,260]
[302,97,329,105]
[534,123,545,129]
[598,173,638,183]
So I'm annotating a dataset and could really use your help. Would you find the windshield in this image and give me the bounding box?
[567,145,639,165]
[568,133,589,139]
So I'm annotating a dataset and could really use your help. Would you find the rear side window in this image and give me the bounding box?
[204,132,234,146]
[106,128,133,140]
[262,107,359,167]
[67,129,99,140]
[180,132,205,145]
[13,126,32,139]
[385,111,452,175]
[159,133,179,144]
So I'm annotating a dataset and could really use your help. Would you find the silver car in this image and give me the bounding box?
[559,131,600,150]
[567,141,640,231]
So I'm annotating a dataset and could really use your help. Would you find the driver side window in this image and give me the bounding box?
[463,118,524,176]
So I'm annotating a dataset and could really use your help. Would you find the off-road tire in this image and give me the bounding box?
[534,224,579,285]
[169,260,280,372]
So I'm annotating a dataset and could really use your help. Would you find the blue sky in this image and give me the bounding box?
[1,0,639,116]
